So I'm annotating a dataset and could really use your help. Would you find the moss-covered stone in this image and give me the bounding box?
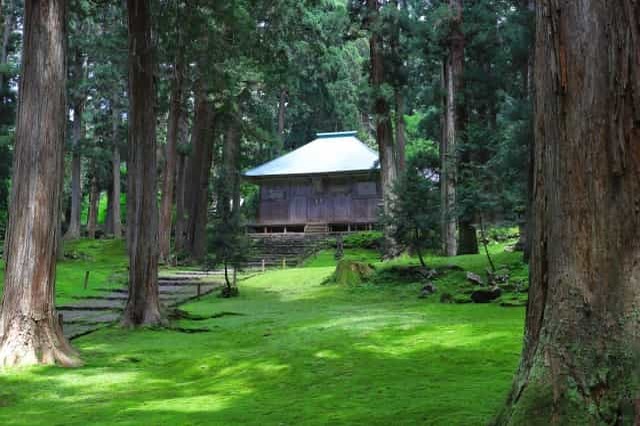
[332,260,375,285]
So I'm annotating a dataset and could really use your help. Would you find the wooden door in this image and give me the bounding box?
[289,196,307,224]
[307,197,326,222]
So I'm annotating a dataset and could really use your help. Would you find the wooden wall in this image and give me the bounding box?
[255,174,381,226]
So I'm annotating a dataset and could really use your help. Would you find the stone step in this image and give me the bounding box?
[170,271,228,276]
[65,323,110,340]
[58,270,227,340]
[59,299,125,311]
[59,310,121,324]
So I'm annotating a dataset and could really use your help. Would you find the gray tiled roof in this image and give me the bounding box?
[245,131,380,177]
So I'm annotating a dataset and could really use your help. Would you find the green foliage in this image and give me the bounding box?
[240,183,259,223]
[304,248,381,268]
[382,139,441,267]
[206,173,251,292]
[342,231,383,250]
[486,226,520,243]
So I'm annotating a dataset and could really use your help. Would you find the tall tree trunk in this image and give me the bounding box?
[174,115,189,256]
[517,0,535,262]
[495,1,640,424]
[65,117,82,239]
[223,116,241,214]
[394,90,406,172]
[111,98,122,238]
[123,0,162,327]
[0,0,80,368]
[391,0,405,174]
[277,89,286,136]
[104,180,113,235]
[458,222,478,255]
[65,49,86,240]
[86,173,98,239]
[158,56,184,264]
[368,0,400,258]
[184,80,215,262]
[440,0,465,257]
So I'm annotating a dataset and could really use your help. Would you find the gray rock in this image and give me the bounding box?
[467,272,484,286]
[419,282,437,298]
[471,287,502,303]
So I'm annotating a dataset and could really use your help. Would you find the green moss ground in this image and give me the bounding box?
[0,239,127,305]
[0,239,526,425]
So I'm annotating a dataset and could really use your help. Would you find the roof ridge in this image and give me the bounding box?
[316,131,358,138]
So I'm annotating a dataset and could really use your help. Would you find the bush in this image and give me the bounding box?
[343,231,383,250]
[486,226,520,243]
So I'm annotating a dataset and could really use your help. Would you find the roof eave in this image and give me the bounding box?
[243,168,381,182]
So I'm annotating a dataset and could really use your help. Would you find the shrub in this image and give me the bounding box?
[343,231,383,250]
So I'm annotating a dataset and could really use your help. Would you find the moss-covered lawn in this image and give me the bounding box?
[0,239,127,305]
[0,244,525,425]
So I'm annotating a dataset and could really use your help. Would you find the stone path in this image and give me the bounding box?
[59,271,224,340]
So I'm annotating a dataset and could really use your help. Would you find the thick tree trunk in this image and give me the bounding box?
[0,0,80,368]
[111,99,122,238]
[495,1,640,424]
[440,0,465,257]
[184,81,215,262]
[368,0,400,258]
[86,173,99,239]
[158,57,184,264]
[123,0,162,327]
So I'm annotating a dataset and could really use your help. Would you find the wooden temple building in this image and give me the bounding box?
[244,131,382,234]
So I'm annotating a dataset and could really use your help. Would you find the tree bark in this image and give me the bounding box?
[86,172,98,239]
[0,0,81,368]
[111,98,122,238]
[158,56,184,264]
[183,80,215,262]
[368,0,400,258]
[495,1,640,424]
[440,0,465,257]
[123,0,162,327]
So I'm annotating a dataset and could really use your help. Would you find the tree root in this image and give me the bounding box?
[0,314,82,368]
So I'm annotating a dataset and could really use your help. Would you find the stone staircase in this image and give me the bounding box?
[246,234,330,269]
[58,272,223,340]
[304,223,329,234]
